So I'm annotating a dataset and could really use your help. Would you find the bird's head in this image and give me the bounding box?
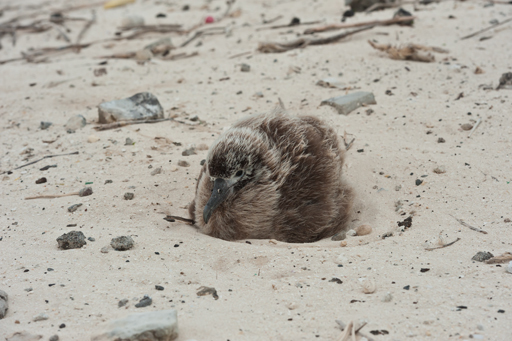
[202,128,266,224]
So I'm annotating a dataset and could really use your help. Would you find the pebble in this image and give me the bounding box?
[433,166,446,174]
[35,177,47,184]
[67,203,82,213]
[40,121,52,130]
[24,288,33,292]
[472,251,494,262]
[355,224,372,236]
[87,237,95,242]
[125,138,134,146]
[100,246,110,253]
[78,187,93,197]
[151,167,162,176]
[320,91,376,115]
[339,241,347,247]
[331,231,346,241]
[135,295,152,308]
[105,180,113,184]
[98,92,164,124]
[507,261,512,274]
[33,312,49,322]
[49,335,59,341]
[395,185,402,191]
[437,137,445,143]
[182,147,196,156]
[497,72,512,90]
[361,278,376,294]
[57,231,86,250]
[111,236,134,251]
[415,179,423,186]
[155,285,164,291]
[178,160,190,167]
[382,292,393,302]
[124,192,134,200]
[461,123,473,131]
[88,135,100,143]
[91,309,177,341]
[65,114,86,132]
[0,290,8,319]
[118,298,129,307]
[135,49,153,62]
[240,63,250,72]
[346,229,357,237]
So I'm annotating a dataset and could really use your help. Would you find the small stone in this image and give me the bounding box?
[88,135,100,143]
[437,137,445,143]
[98,92,164,124]
[135,295,152,308]
[477,324,484,331]
[100,246,110,253]
[355,224,372,236]
[461,123,473,131]
[403,285,410,290]
[497,72,512,90]
[182,147,196,156]
[331,231,346,241]
[111,236,134,251]
[253,91,264,98]
[382,292,393,302]
[118,298,129,308]
[135,49,153,62]
[0,290,8,319]
[67,203,82,213]
[433,166,446,174]
[24,288,33,292]
[189,115,199,122]
[35,177,47,184]
[33,312,49,322]
[316,77,346,89]
[57,231,86,250]
[415,179,423,186]
[471,251,494,262]
[59,323,65,329]
[121,15,144,28]
[506,261,512,274]
[240,63,250,72]
[125,138,134,146]
[329,278,343,284]
[65,114,86,132]
[346,229,357,237]
[49,335,59,341]
[196,286,219,300]
[361,278,376,294]
[320,91,376,115]
[124,192,134,200]
[178,160,190,167]
[395,185,402,191]
[78,187,93,197]
[88,237,95,242]
[105,180,113,184]
[40,121,52,130]
[151,167,162,176]
[91,309,178,341]
[200,159,206,166]
[155,285,164,291]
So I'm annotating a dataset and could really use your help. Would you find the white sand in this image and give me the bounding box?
[1,0,511,340]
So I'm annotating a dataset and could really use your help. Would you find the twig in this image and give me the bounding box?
[164,215,195,224]
[116,24,183,40]
[262,15,283,25]
[460,17,512,40]
[180,26,226,47]
[425,237,461,250]
[304,16,415,34]
[76,10,96,45]
[485,252,512,264]
[93,118,174,131]
[50,23,71,42]
[258,25,373,53]
[228,51,252,59]
[257,19,322,31]
[450,214,487,234]
[468,117,482,138]
[1,151,79,175]
[25,186,92,200]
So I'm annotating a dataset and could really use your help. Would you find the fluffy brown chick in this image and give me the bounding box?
[188,108,354,243]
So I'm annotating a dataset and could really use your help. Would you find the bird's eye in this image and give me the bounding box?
[235,170,244,177]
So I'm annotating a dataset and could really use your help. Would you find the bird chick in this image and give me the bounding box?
[189,108,354,243]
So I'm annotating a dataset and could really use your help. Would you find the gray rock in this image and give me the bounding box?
[331,231,346,241]
[135,295,152,308]
[497,72,512,90]
[181,147,196,156]
[91,309,178,341]
[118,298,129,307]
[40,121,52,130]
[6,332,42,341]
[472,251,494,262]
[65,114,86,132]
[111,236,134,251]
[98,92,164,124]
[33,312,49,322]
[124,192,135,200]
[240,63,250,72]
[151,167,162,176]
[49,335,59,341]
[67,203,82,213]
[57,231,86,250]
[320,91,376,115]
[177,160,190,167]
[0,289,8,319]
[125,138,135,146]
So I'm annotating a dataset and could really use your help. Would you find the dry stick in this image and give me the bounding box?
[75,10,95,45]
[258,25,374,53]
[468,117,482,138]
[49,23,71,42]
[425,237,461,251]
[93,118,174,131]
[0,151,79,175]
[450,214,487,234]
[461,17,512,40]
[164,215,195,224]
[303,16,416,34]
[180,26,226,47]
[25,187,92,200]
[228,50,252,59]
[257,19,322,31]
[262,15,283,25]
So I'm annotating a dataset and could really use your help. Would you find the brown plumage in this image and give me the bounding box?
[188,108,354,243]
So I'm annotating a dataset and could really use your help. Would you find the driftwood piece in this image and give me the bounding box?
[368,40,448,62]
[485,252,512,264]
[258,26,373,53]
[461,17,512,40]
[304,16,415,34]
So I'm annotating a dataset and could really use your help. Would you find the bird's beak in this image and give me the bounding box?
[203,178,235,224]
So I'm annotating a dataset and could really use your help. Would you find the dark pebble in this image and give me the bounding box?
[135,295,152,308]
[156,13,166,18]
[87,237,95,242]
[357,149,364,153]
[415,179,423,186]
[174,244,179,247]
[124,192,134,200]
[438,137,446,143]
[111,236,134,251]
[498,309,505,313]
[49,335,59,341]
[57,231,86,250]
[118,298,128,307]
[36,177,47,184]
[49,284,55,287]
[40,165,57,171]
[105,180,113,184]
[155,252,160,255]
[329,278,343,284]
[155,285,164,291]
[47,268,54,271]
[471,251,494,262]
[420,268,430,273]
[59,323,66,328]
[200,159,206,166]
[403,285,410,290]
